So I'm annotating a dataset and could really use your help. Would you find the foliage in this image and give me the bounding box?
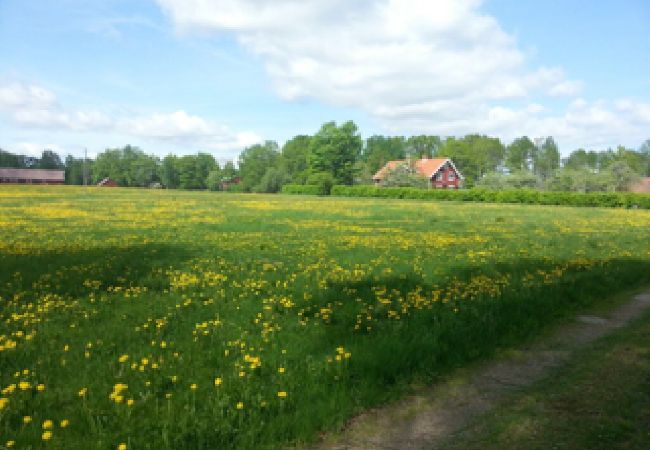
[306,171,335,195]
[205,169,223,191]
[440,135,505,185]
[0,187,649,450]
[281,184,321,195]
[308,121,362,185]
[379,162,430,188]
[331,185,650,209]
[92,146,160,187]
[238,141,280,192]
[281,135,311,184]
[255,167,291,193]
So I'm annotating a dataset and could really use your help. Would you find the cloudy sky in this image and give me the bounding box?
[1,0,649,159]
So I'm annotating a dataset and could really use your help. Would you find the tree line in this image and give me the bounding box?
[1,120,649,193]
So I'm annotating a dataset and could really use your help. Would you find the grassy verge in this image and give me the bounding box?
[442,307,650,450]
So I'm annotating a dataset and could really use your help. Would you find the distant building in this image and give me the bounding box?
[0,168,65,184]
[630,177,650,194]
[97,177,118,187]
[373,158,464,189]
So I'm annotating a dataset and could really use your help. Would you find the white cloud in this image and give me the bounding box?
[153,0,650,151]
[157,1,580,115]
[0,81,260,154]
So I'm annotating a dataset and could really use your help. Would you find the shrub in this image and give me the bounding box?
[330,186,650,209]
[281,184,321,195]
[306,172,335,195]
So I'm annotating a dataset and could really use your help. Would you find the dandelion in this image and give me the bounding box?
[6,440,15,448]
[37,383,46,392]
[118,443,127,450]
[127,399,135,406]
[42,420,53,430]
[278,367,285,374]
[236,401,244,410]
[18,381,30,390]
[277,391,287,398]
[118,354,129,363]
[60,419,70,428]
[78,387,87,397]
[190,383,197,390]
[23,415,32,424]
[42,431,52,441]
[214,377,222,386]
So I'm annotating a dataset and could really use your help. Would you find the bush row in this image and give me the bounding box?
[281,184,322,195]
[330,185,650,209]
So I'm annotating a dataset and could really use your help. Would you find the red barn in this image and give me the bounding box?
[0,168,65,184]
[97,177,118,187]
[373,158,464,189]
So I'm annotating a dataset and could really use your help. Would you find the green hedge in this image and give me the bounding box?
[330,185,650,209]
[281,184,322,195]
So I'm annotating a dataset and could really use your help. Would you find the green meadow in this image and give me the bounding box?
[1,185,649,449]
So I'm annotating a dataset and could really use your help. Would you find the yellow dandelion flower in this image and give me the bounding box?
[23,415,32,424]
[60,419,70,428]
[127,399,135,406]
[277,391,287,398]
[42,420,53,430]
[236,401,244,410]
[118,443,127,450]
[78,387,87,397]
[214,378,222,386]
[190,383,197,390]
[37,384,46,392]
[278,367,285,374]
[42,431,53,441]
[6,440,15,448]
[118,354,129,363]
[18,381,30,390]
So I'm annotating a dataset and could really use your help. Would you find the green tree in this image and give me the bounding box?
[362,135,407,174]
[256,167,291,193]
[534,137,560,180]
[308,121,362,185]
[506,136,536,172]
[440,135,505,184]
[36,149,64,170]
[281,135,311,184]
[0,149,26,168]
[405,135,441,158]
[64,155,92,185]
[238,141,280,192]
[161,155,180,189]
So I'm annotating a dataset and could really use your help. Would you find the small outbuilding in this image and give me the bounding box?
[0,168,65,184]
[373,158,464,189]
[97,177,118,187]
[630,177,650,194]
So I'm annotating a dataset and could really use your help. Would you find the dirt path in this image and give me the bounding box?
[313,289,650,450]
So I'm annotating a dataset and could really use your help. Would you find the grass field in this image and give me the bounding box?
[442,308,650,450]
[1,186,649,450]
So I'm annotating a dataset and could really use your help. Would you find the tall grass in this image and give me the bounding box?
[0,186,649,449]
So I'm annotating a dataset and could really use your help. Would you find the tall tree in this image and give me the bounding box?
[308,121,362,185]
[405,135,441,158]
[281,135,311,184]
[534,137,560,180]
[506,136,537,172]
[36,149,64,170]
[363,135,407,174]
[238,141,280,192]
[161,155,180,189]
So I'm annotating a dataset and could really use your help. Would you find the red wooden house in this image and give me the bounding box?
[373,158,464,189]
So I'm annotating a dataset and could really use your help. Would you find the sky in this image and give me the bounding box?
[1,0,649,160]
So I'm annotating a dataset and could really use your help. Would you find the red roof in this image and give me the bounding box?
[631,177,650,193]
[373,158,462,181]
[0,168,65,182]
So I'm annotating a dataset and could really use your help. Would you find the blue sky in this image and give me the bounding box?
[1,0,649,160]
